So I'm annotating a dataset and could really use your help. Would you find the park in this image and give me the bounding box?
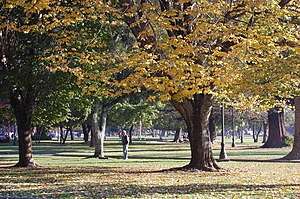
[0,135,299,198]
[0,0,300,198]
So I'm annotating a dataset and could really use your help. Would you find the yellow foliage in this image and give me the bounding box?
[105,0,300,110]
[2,0,298,109]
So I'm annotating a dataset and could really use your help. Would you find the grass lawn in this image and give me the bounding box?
[0,136,299,198]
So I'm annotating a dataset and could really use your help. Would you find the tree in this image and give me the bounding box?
[262,108,287,148]
[109,94,161,137]
[284,96,300,159]
[0,3,53,166]
[0,0,113,167]
[91,97,124,158]
[152,102,185,142]
[109,0,298,171]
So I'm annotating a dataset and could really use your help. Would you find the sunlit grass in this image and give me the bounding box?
[0,135,299,198]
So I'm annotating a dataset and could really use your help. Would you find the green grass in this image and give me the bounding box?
[0,136,300,198]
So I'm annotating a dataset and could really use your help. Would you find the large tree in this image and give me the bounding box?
[108,0,298,171]
[0,0,112,167]
[0,6,52,166]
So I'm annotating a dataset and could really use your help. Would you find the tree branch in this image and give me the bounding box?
[278,0,292,8]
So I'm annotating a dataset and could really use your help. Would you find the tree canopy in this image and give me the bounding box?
[1,0,299,169]
[102,0,299,110]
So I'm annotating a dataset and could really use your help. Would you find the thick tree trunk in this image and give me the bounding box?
[92,99,107,158]
[262,108,286,148]
[10,95,36,167]
[173,128,183,143]
[15,128,35,167]
[171,94,220,171]
[283,96,300,160]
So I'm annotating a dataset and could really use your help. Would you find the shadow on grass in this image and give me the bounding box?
[0,166,121,176]
[227,158,300,163]
[1,182,299,198]
[89,183,300,198]
[50,153,300,164]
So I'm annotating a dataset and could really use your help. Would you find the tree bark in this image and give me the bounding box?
[283,96,300,159]
[35,125,41,143]
[253,124,262,143]
[209,115,217,143]
[173,128,183,143]
[92,98,107,158]
[62,126,69,144]
[70,126,74,140]
[262,108,287,148]
[89,129,94,147]
[12,123,17,146]
[252,123,256,142]
[10,94,36,167]
[262,122,268,143]
[171,94,220,171]
[138,117,142,139]
[129,124,133,144]
[82,123,89,143]
[59,125,64,144]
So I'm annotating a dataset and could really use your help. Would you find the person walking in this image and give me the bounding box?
[121,130,129,160]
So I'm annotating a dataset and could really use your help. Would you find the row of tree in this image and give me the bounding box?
[0,0,299,171]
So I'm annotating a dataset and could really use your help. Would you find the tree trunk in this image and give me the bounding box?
[262,108,287,148]
[283,96,300,160]
[35,125,42,143]
[10,95,36,167]
[41,126,47,138]
[92,99,107,158]
[171,94,220,171]
[254,124,262,143]
[82,123,88,142]
[252,123,256,142]
[70,126,74,140]
[63,126,69,144]
[12,123,17,146]
[138,117,142,140]
[209,115,217,143]
[239,127,244,143]
[173,128,183,143]
[159,130,162,140]
[262,122,268,143]
[89,129,94,147]
[82,123,91,143]
[129,124,133,144]
[59,126,64,144]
